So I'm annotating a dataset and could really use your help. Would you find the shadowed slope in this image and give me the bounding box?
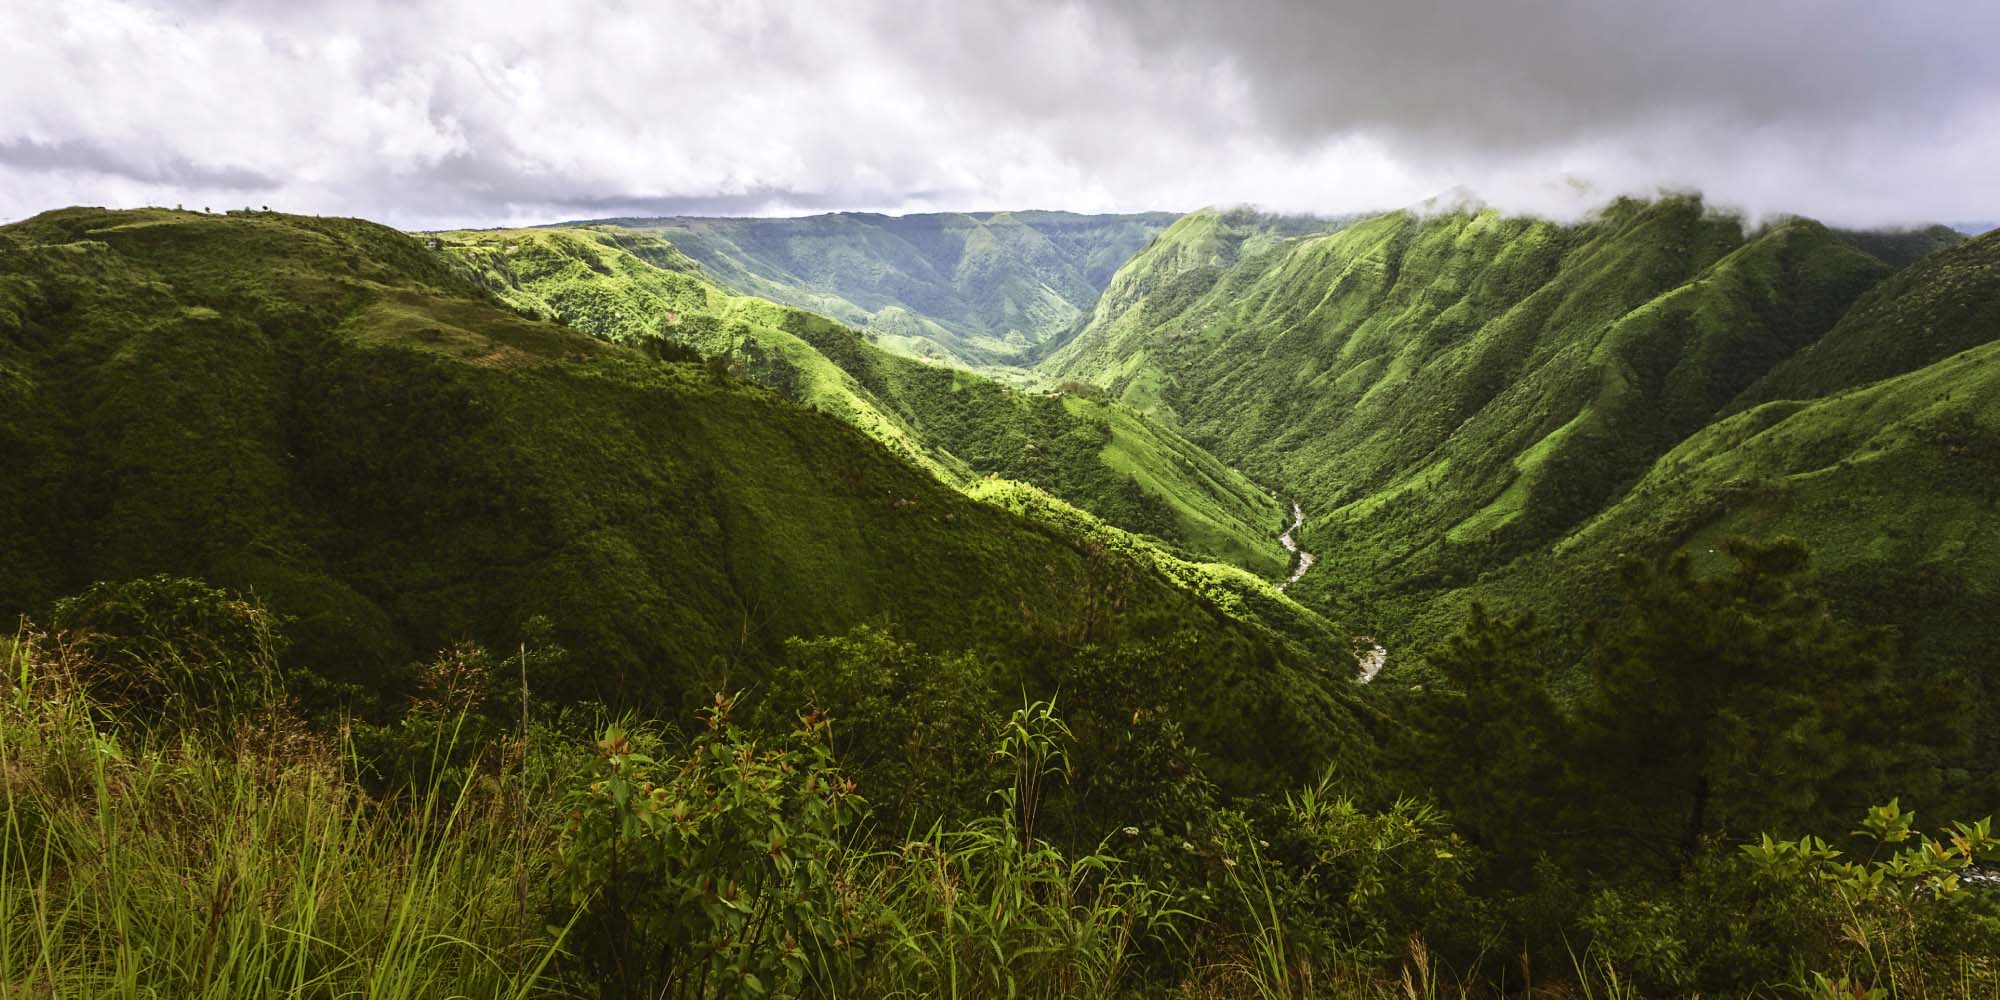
[1734,227,1999,409]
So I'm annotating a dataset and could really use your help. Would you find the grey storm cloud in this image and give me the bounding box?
[1,0,1995,229]
[0,136,281,190]
[1084,0,2000,150]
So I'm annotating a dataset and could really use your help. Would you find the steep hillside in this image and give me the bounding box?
[0,208,1359,750]
[1047,198,2000,761]
[1564,338,2000,614]
[1037,207,1348,411]
[1531,338,2000,786]
[1734,227,1999,408]
[1047,197,1896,601]
[586,211,1178,367]
[435,225,1292,574]
[1389,331,2000,664]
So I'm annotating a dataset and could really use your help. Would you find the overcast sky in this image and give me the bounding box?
[4,0,1997,229]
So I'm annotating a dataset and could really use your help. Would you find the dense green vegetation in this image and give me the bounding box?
[433,225,1292,574]
[1737,225,2000,408]
[1046,199,1899,575]
[6,196,1999,998]
[0,208,1346,738]
[1042,198,1997,680]
[590,211,1180,368]
[10,547,1996,998]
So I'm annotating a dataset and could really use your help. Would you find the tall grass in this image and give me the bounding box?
[0,627,576,999]
[845,698,1185,997]
[12,613,1972,1000]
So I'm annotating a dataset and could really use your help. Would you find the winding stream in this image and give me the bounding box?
[1275,499,1388,683]
[1275,501,1315,591]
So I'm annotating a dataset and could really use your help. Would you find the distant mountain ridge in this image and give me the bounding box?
[490,197,1997,688]
[567,210,1180,368]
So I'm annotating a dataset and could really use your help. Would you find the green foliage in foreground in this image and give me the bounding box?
[558,696,1187,998]
[0,628,577,998]
[1403,539,1962,876]
[0,607,1423,999]
[8,561,1999,999]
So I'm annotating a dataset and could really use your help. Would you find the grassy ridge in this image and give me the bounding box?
[434,225,1293,574]
[1735,226,1998,409]
[434,225,954,478]
[1384,338,2000,802]
[965,477,1351,664]
[1559,336,2000,721]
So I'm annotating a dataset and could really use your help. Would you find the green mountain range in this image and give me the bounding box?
[8,193,2000,997]
[1025,193,2000,814]
[581,211,1180,368]
[0,207,1367,775]
[1039,198,1991,615]
[431,196,1998,701]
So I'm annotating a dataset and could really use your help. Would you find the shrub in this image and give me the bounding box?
[555,694,1190,998]
[556,693,865,997]
[1740,800,2000,996]
[50,574,287,734]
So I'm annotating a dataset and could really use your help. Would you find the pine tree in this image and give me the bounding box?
[1404,603,1567,872]
[1569,537,1958,872]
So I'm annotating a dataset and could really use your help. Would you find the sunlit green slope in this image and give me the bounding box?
[1046,199,1999,732]
[1549,232,2000,659]
[1565,337,2000,603]
[1044,197,1905,600]
[435,225,1292,574]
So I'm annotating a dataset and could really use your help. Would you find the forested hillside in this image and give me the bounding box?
[1043,198,1994,627]
[1042,193,2000,799]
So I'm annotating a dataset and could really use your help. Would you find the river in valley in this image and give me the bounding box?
[1275,499,1387,682]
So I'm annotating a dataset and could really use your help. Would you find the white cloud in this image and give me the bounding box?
[1,0,1994,228]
